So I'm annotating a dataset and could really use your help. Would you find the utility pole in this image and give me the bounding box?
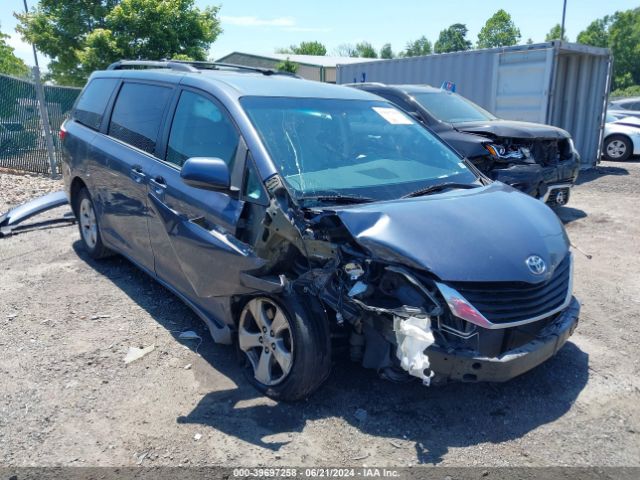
[560,0,568,43]
[23,0,57,178]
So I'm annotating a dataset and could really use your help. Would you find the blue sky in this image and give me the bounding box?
[1,0,637,66]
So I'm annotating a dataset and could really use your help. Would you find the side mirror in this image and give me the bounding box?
[180,157,230,191]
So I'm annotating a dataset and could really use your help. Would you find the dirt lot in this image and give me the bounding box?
[1,162,639,468]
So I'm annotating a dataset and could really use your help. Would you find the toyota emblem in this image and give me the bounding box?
[526,255,546,275]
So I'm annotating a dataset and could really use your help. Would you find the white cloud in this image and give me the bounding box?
[221,16,296,27]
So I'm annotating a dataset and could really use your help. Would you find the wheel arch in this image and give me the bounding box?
[69,176,88,216]
[604,133,632,146]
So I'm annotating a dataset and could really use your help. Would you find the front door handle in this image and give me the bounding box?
[130,166,146,183]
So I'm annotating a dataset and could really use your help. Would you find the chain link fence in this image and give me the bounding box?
[0,73,81,175]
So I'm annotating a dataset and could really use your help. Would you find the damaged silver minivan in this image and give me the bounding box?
[62,61,580,400]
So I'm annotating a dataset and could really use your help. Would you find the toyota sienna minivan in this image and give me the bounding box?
[61,60,580,400]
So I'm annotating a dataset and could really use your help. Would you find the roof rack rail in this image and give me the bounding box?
[107,60,199,72]
[106,59,299,78]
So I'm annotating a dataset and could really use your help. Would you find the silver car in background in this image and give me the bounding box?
[608,97,640,120]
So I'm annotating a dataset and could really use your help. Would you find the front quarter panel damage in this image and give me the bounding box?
[200,172,575,388]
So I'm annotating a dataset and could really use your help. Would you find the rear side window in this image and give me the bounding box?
[108,82,172,154]
[74,78,118,130]
[166,90,239,168]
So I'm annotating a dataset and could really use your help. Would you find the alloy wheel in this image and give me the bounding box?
[238,297,294,386]
[606,139,627,159]
[79,197,98,249]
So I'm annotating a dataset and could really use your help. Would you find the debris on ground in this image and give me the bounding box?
[123,345,155,364]
[178,330,202,353]
[178,330,201,340]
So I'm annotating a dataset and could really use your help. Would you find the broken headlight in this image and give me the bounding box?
[484,143,529,160]
[435,282,492,329]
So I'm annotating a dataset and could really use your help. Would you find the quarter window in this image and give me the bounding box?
[74,78,119,130]
[108,82,172,154]
[166,90,239,168]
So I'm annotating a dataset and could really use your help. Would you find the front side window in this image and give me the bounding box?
[240,97,476,203]
[166,90,239,168]
[108,82,172,154]
[74,78,119,130]
[412,91,496,124]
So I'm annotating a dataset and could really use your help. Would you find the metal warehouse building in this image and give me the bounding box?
[216,52,380,83]
[337,42,612,168]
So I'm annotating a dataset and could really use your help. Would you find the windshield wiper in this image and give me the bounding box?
[402,182,479,199]
[298,194,375,206]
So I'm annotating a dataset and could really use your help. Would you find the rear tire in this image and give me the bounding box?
[237,294,331,401]
[75,188,111,259]
[603,135,632,161]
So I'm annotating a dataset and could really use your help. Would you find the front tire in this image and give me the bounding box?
[75,188,111,259]
[603,135,632,161]
[237,295,331,401]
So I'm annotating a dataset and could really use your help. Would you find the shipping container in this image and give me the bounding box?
[337,42,612,168]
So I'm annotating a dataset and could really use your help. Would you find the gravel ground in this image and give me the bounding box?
[0,168,63,213]
[0,161,639,468]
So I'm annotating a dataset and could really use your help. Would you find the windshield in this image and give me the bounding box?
[240,97,477,203]
[412,91,497,123]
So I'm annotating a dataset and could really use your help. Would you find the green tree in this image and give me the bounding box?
[577,8,640,90]
[334,42,377,58]
[379,43,394,59]
[402,36,432,57]
[353,41,378,58]
[276,57,298,74]
[526,38,534,45]
[477,9,521,48]
[434,24,472,53]
[15,0,221,86]
[0,24,30,77]
[335,43,356,57]
[576,17,611,48]
[545,24,568,42]
[289,41,326,56]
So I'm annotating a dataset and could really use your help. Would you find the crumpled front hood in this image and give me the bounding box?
[453,119,571,140]
[334,183,569,283]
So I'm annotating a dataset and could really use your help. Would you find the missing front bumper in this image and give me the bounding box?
[426,297,580,383]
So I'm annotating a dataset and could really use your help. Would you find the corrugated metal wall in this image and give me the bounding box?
[338,49,498,110]
[491,48,554,123]
[337,43,611,168]
[549,50,611,166]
